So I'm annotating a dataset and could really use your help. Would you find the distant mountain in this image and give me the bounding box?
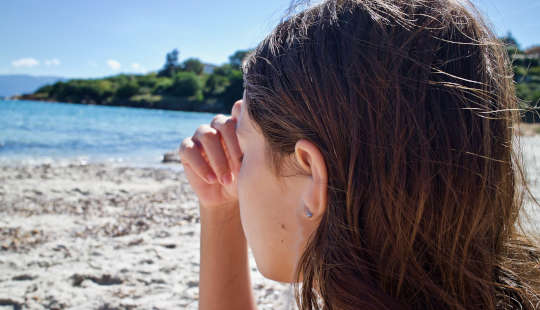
[0,74,66,98]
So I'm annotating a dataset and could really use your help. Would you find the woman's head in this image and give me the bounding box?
[239,0,539,308]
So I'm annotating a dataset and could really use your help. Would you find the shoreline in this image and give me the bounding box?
[7,94,231,115]
[0,156,182,171]
[0,148,183,171]
[0,163,294,309]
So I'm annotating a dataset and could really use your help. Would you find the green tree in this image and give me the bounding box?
[182,58,204,75]
[116,80,139,99]
[158,49,180,77]
[213,64,235,76]
[168,71,202,98]
[229,49,252,69]
[153,77,174,94]
[136,73,160,88]
[204,74,229,97]
[218,70,243,111]
[501,32,519,49]
[35,84,53,96]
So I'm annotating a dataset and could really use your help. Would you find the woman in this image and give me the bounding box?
[179,0,540,309]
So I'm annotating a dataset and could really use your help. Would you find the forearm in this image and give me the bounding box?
[199,202,257,310]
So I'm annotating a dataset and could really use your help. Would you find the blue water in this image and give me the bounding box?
[0,100,216,167]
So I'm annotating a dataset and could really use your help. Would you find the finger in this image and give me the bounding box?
[183,163,212,192]
[193,125,232,185]
[179,137,217,184]
[211,115,243,174]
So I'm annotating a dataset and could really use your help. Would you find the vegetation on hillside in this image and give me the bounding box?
[21,49,249,114]
[503,33,540,122]
[18,36,540,120]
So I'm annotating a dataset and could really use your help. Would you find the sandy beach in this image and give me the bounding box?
[0,163,295,309]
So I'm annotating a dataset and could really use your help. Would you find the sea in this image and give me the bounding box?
[0,100,216,168]
[3,100,540,169]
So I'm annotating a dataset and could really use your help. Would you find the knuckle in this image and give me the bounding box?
[195,124,209,134]
[212,114,226,122]
[199,132,216,144]
[180,137,191,147]
[195,125,217,142]
[179,138,192,153]
[210,114,227,128]
[223,118,236,131]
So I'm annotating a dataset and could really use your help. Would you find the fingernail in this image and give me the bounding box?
[221,172,232,185]
[206,173,217,184]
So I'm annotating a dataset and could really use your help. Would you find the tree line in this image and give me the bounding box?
[503,33,540,122]
[19,36,540,120]
[23,49,250,114]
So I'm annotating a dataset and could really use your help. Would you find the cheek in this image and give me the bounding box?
[236,155,300,281]
[237,156,268,246]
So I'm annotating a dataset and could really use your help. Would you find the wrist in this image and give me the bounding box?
[199,201,242,226]
[199,200,247,251]
[200,200,238,212]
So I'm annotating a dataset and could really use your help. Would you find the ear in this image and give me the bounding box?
[294,139,328,220]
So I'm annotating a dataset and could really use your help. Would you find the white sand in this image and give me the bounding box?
[0,163,295,309]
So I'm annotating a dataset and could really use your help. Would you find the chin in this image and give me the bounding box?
[252,253,297,283]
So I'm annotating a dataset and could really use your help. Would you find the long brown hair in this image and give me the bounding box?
[242,0,540,309]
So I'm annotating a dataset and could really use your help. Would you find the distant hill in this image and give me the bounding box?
[0,74,65,98]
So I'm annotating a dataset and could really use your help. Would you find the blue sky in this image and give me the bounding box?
[1,0,538,78]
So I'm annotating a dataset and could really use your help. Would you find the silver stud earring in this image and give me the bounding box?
[305,206,313,218]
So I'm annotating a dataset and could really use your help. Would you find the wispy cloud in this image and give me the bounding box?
[44,58,61,66]
[131,62,146,73]
[107,59,121,70]
[12,57,39,68]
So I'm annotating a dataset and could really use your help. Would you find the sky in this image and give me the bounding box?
[1,0,538,79]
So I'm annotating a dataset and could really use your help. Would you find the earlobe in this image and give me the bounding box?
[294,139,328,220]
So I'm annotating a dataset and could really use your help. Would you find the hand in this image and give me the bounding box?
[179,100,243,208]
